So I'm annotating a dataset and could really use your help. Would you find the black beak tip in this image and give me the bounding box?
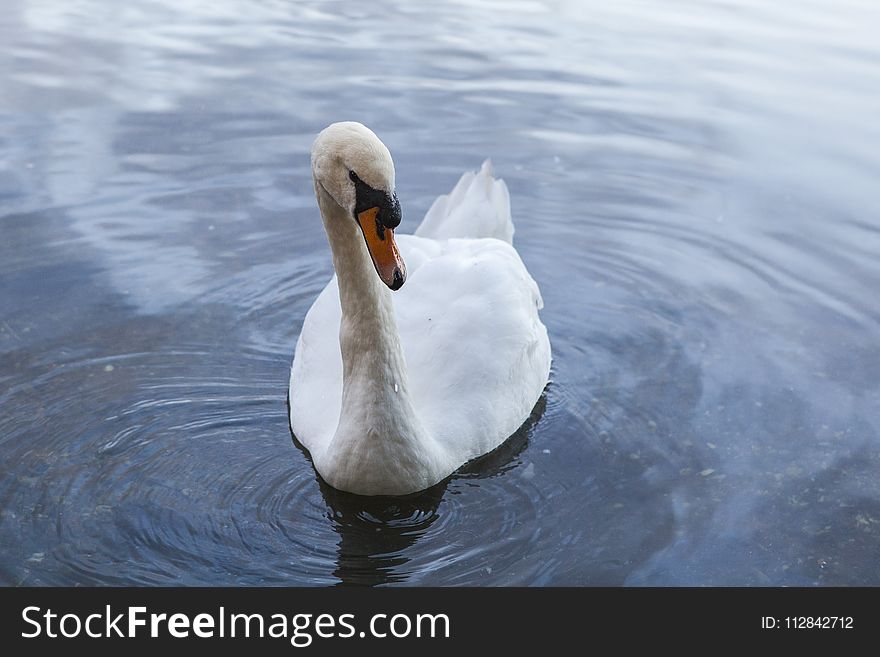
[389,268,405,291]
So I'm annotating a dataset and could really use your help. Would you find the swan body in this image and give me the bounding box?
[289,122,550,495]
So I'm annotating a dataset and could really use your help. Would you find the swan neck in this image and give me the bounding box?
[312,178,439,496]
[316,182,397,343]
[307,176,444,494]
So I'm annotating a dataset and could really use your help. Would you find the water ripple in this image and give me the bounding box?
[2,0,879,586]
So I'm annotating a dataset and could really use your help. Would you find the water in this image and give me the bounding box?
[1,0,879,586]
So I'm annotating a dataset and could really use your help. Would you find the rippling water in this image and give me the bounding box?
[2,0,879,585]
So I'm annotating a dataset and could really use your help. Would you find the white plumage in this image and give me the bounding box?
[289,122,550,495]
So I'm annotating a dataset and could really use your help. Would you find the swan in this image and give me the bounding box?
[289,122,551,495]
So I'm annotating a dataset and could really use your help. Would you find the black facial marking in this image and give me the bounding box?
[350,170,401,230]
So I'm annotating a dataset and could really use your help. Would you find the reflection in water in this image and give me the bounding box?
[1,0,879,585]
[322,483,447,587]
[302,397,542,586]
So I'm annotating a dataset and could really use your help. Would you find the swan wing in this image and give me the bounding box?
[395,235,550,463]
[415,160,514,244]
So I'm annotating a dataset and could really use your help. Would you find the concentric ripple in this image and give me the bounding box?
[2,0,880,585]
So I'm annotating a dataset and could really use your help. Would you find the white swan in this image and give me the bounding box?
[289,122,551,495]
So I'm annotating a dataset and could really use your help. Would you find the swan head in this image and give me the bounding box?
[312,122,406,290]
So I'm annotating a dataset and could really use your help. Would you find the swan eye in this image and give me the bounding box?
[349,170,358,182]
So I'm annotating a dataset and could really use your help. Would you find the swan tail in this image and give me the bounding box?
[414,159,514,244]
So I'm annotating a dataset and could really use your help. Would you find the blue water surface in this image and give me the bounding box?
[1,0,879,585]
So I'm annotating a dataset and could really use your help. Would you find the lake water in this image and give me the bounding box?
[1,0,879,585]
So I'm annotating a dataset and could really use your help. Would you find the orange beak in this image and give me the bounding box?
[355,207,406,290]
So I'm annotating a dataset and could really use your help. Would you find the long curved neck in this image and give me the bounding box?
[316,182,406,387]
[315,181,434,494]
